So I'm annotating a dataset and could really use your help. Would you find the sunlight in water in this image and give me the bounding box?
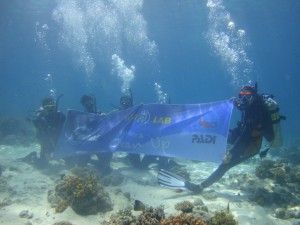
[206,0,253,88]
[154,82,168,104]
[111,54,135,94]
[34,22,50,51]
[52,0,158,81]
[44,73,56,98]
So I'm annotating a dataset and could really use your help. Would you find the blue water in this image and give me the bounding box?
[1,0,300,142]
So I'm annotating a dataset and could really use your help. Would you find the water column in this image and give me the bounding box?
[206,0,253,87]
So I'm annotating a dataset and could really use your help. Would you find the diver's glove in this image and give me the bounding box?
[259,147,270,159]
[185,181,203,194]
[222,152,233,164]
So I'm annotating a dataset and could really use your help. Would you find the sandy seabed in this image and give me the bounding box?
[0,144,296,225]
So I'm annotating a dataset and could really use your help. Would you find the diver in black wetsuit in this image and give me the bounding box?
[119,91,143,168]
[25,96,65,168]
[64,94,113,174]
[81,94,113,174]
[185,84,275,193]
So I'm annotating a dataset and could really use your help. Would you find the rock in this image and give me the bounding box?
[53,221,73,225]
[286,206,300,219]
[19,210,33,219]
[275,208,286,219]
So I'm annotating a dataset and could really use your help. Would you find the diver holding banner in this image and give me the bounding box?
[158,83,283,193]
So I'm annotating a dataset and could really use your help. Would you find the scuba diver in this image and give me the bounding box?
[79,94,113,174]
[80,94,98,113]
[23,95,65,168]
[158,82,284,193]
[118,89,143,168]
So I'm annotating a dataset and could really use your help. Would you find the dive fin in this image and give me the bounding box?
[157,169,187,189]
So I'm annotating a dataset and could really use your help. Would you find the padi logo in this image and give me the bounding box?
[192,134,217,144]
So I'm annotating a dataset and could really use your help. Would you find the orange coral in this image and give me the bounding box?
[161,213,207,225]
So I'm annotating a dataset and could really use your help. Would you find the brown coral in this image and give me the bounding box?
[63,175,98,198]
[136,206,165,224]
[175,201,194,213]
[101,207,208,225]
[161,213,206,225]
[209,211,238,225]
[51,174,112,215]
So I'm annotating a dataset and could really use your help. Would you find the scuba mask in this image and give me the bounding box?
[120,95,132,109]
[42,98,56,111]
[236,85,257,110]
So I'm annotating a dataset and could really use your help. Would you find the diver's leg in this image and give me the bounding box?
[157,156,183,170]
[76,155,91,166]
[200,156,246,189]
[127,153,142,168]
[38,144,51,168]
[141,155,157,169]
[96,152,113,175]
[100,152,113,166]
[157,156,169,169]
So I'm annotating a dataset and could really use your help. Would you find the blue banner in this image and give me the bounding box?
[54,100,233,163]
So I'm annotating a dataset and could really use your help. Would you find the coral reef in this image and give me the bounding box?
[275,206,300,219]
[48,172,112,215]
[255,159,276,179]
[160,213,206,225]
[135,206,165,224]
[281,144,300,166]
[102,208,135,225]
[255,159,290,185]
[289,165,300,183]
[175,200,194,213]
[249,158,300,208]
[209,210,238,225]
[101,206,209,225]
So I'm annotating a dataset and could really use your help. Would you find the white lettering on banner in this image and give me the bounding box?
[151,137,170,152]
[120,141,143,149]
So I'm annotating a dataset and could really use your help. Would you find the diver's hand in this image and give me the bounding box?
[229,97,236,102]
[259,147,270,159]
[222,152,232,164]
[185,181,203,194]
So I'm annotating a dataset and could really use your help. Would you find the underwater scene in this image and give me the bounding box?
[1,0,300,224]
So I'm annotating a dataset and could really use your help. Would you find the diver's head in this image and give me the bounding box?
[42,97,56,111]
[80,94,96,113]
[120,95,133,109]
[236,85,257,110]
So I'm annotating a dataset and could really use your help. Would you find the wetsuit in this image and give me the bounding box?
[33,109,65,164]
[187,95,274,192]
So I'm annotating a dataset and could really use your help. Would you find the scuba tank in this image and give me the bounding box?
[262,94,283,148]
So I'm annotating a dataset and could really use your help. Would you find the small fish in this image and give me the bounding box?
[134,200,145,211]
